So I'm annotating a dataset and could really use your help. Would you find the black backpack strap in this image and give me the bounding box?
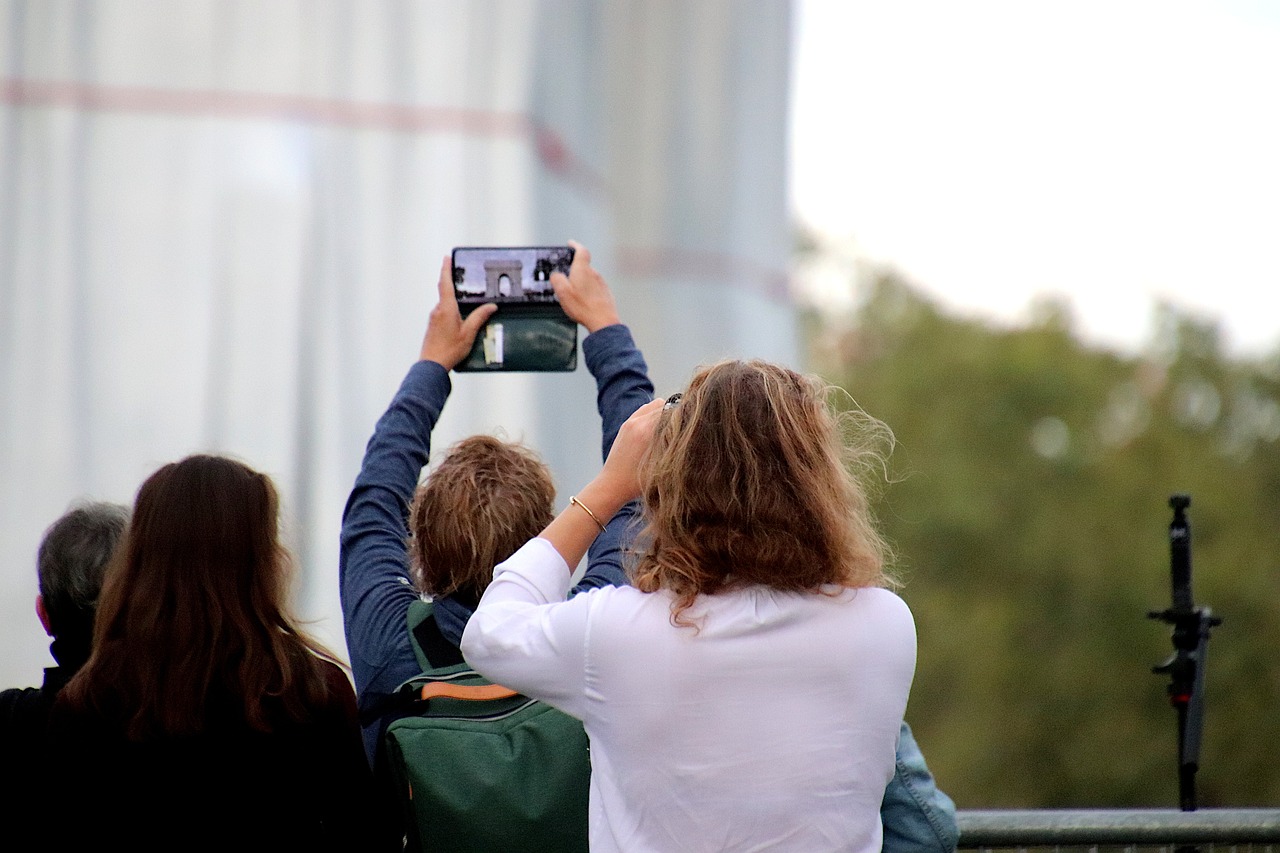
[360,600,463,728]
[413,609,465,668]
[406,599,465,670]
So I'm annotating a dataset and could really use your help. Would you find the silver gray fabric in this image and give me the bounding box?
[0,0,795,683]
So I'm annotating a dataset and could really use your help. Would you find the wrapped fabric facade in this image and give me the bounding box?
[0,0,795,681]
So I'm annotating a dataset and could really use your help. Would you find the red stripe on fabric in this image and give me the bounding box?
[0,77,605,192]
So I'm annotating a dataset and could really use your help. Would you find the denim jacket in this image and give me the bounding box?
[883,722,959,853]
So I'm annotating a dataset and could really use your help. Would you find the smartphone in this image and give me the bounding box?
[451,246,578,372]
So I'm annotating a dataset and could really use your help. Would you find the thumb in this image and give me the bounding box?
[437,255,456,305]
[460,303,498,337]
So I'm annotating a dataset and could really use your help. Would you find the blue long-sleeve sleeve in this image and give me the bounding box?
[339,359,452,763]
[582,324,655,463]
[577,324,654,593]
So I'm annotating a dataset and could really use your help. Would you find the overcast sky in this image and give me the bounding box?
[790,0,1280,357]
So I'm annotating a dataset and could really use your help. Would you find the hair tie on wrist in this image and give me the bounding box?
[570,496,607,534]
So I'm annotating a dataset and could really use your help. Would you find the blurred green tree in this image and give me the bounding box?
[804,266,1280,808]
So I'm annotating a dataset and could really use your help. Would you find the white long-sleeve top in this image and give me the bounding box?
[460,537,917,853]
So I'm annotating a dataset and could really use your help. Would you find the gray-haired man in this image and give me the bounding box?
[1,502,129,802]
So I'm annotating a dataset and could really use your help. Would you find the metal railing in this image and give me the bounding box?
[957,809,1280,850]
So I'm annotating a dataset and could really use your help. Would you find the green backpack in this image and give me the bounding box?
[383,599,591,853]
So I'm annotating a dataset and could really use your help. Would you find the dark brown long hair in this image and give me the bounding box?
[62,454,339,740]
[631,360,895,625]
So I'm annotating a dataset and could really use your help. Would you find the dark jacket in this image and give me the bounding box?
[0,636,86,838]
[44,659,391,851]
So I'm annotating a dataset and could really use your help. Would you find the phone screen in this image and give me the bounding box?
[451,246,574,308]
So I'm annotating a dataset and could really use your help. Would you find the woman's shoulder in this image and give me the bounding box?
[315,657,354,687]
[573,581,668,613]
[311,658,358,715]
[845,583,910,608]
[781,585,914,645]
[838,584,914,624]
[260,654,359,734]
[566,583,677,638]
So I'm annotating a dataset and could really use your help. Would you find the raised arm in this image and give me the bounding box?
[339,257,494,761]
[539,398,665,572]
[552,241,655,592]
[551,241,653,460]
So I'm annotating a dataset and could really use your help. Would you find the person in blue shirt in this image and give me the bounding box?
[339,242,957,852]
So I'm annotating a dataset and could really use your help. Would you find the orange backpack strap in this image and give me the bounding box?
[417,682,519,702]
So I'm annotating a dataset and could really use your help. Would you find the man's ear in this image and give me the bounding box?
[36,595,52,636]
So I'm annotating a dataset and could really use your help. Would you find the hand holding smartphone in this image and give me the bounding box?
[451,246,578,372]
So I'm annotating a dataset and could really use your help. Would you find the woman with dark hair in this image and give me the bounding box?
[49,454,388,850]
[463,360,917,853]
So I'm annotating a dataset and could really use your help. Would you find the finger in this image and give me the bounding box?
[568,240,591,269]
[626,398,666,423]
[460,302,498,337]
[633,407,664,443]
[437,255,457,307]
[615,401,665,454]
[609,400,664,455]
[550,270,570,294]
[641,399,669,423]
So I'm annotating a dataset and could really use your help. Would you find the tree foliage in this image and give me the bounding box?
[805,270,1280,808]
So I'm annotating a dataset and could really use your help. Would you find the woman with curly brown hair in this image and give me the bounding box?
[463,359,917,853]
[48,454,391,850]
